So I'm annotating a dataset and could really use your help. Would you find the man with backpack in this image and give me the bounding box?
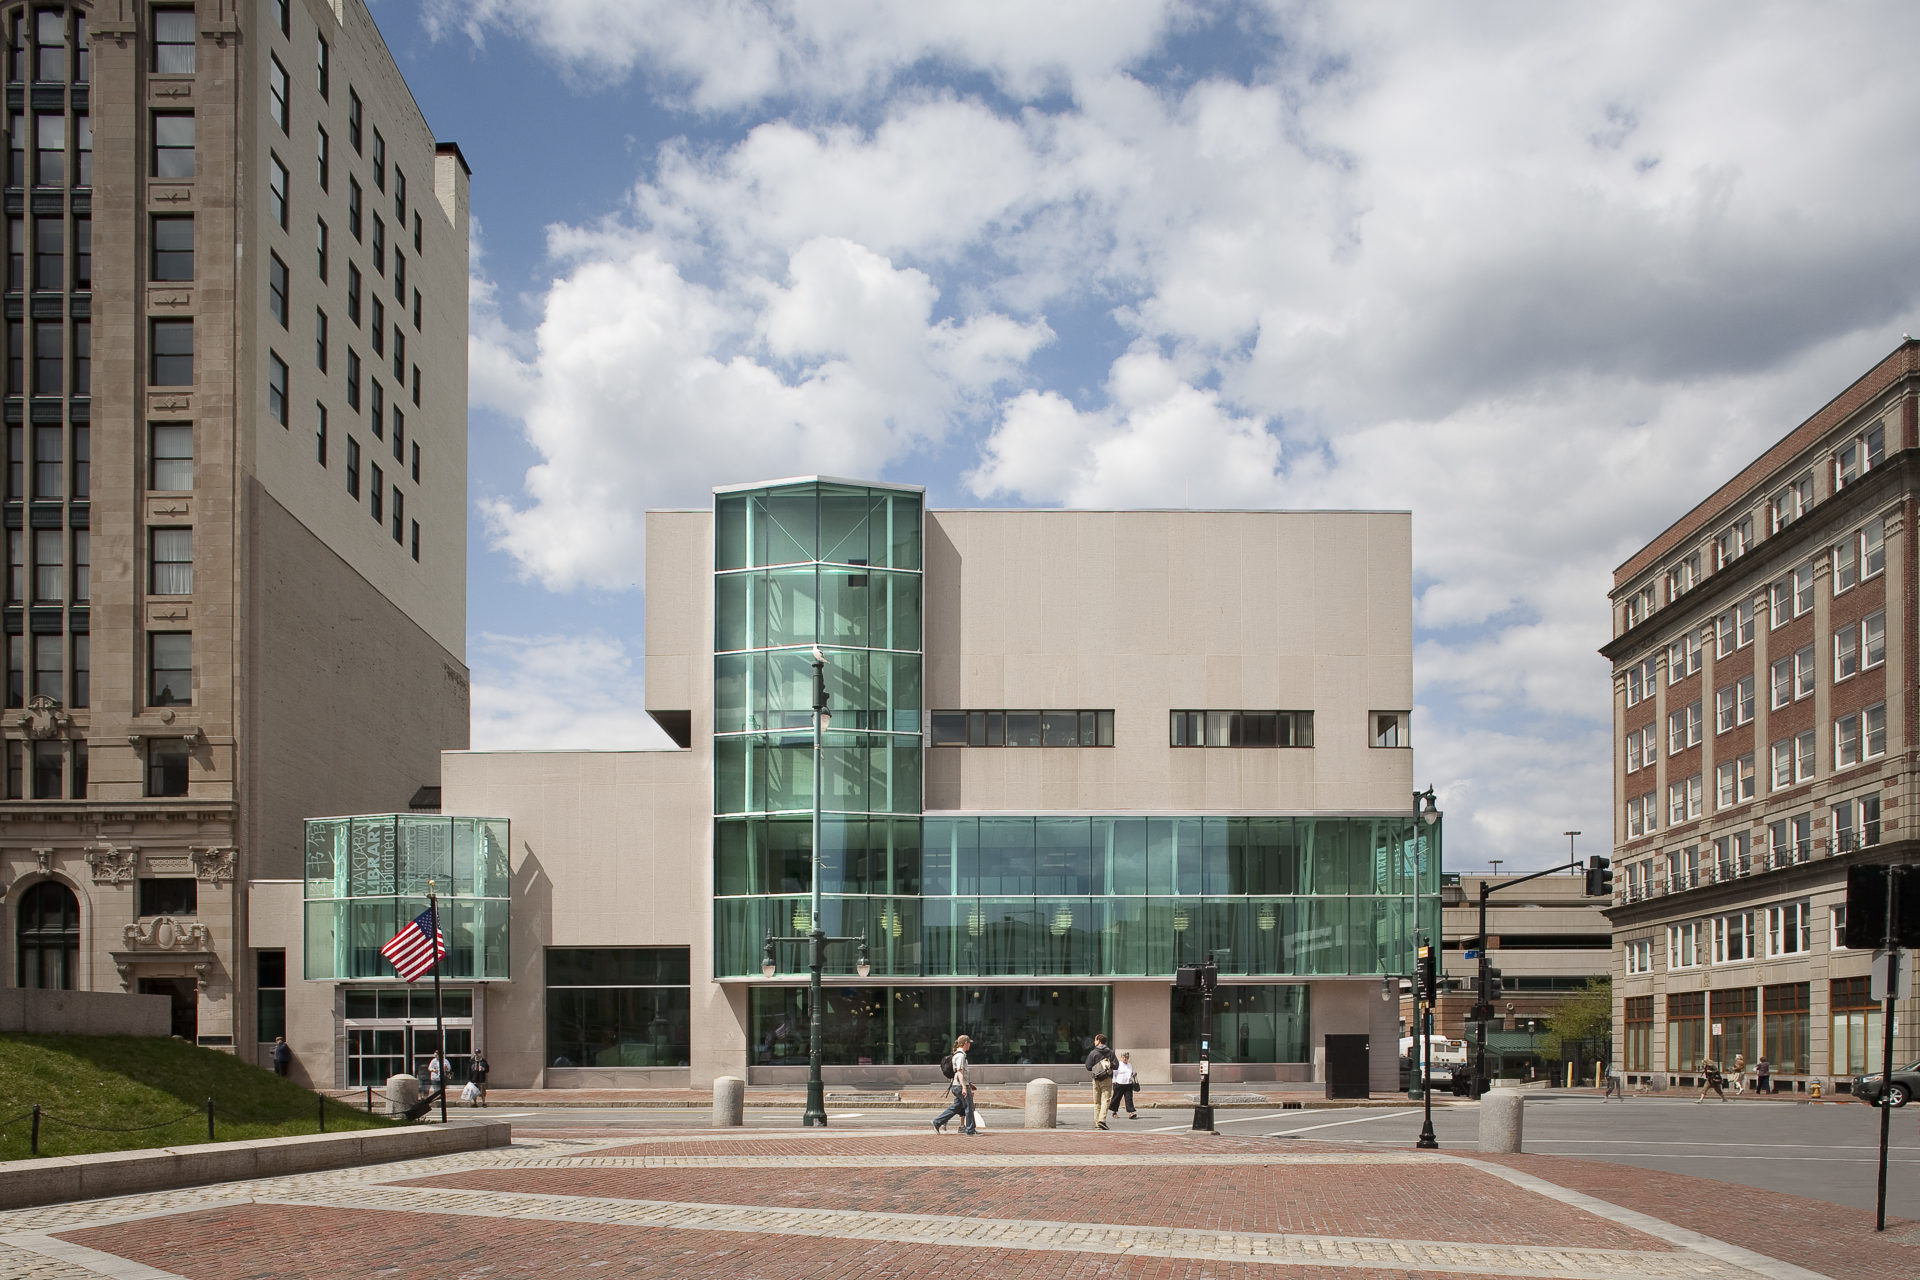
[933,1034,977,1135]
[1086,1032,1118,1130]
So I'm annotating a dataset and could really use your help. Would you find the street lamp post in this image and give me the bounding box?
[1412,787,1440,1150]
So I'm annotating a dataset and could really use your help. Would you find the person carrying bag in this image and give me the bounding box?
[933,1034,977,1135]
[1086,1033,1118,1130]
[1108,1051,1139,1120]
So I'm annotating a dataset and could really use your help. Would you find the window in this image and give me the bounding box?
[6,321,19,394]
[410,442,419,482]
[932,710,1116,748]
[372,128,385,189]
[394,167,406,220]
[393,327,405,380]
[1170,710,1313,747]
[1624,938,1655,976]
[1714,517,1752,568]
[315,401,327,466]
[6,216,19,289]
[370,463,383,522]
[149,528,191,594]
[268,55,289,132]
[411,365,420,405]
[1713,912,1756,964]
[146,739,189,797]
[31,320,57,393]
[1861,517,1886,579]
[1763,983,1809,1074]
[1714,676,1753,731]
[347,262,361,323]
[413,214,421,254]
[317,34,329,97]
[1626,792,1656,838]
[138,877,197,917]
[1862,610,1885,669]
[393,250,405,300]
[1668,989,1707,1071]
[1794,729,1815,783]
[1767,901,1811,957]
[1665,552,1700,602]
[1833,537,1857,593]
[1834,704,1886,768]
[371,297,384,352]
[5,114,18,188]
[1666,632,1701,682]
[391,408,404,460]
[151,215,193,279]
[412,288,421,329]
[70,632,86,705]
[273,0,289,37]
[1624,996,1653,1072]
[1667,700,1701,754]
[1767,813,1811,868]
[74,113,88,186]
[33,8,62,82]
[1833,422,1884,490]
[1770,473,1812,532]
[345,436,360,498]
[315,217,328,280]
[148,633,191,706]
[315,308,327,371]
[29,738,59,797]
[1792,644,1814,700]
[1832,904,1849,951]
[153,112,194,178]
[409,520,419,562]
[1667,922,1701,969]
[546,948,692,1072]
[1712,830,1751,880]
[348,177,362,239]
[268,252,288,326]
[1769,737,1792,790]
[32,218,57,288]
[346,348,360,409]
[268,351,288,425]
[30,424,57,497]
[268,153,288,229]
[70,320,87,395]
[1835,626,1859,681]
[149,319,192,385]
[1626,723,1655,773]
[372,215,385,273]
[348,89,362,152]
[1668,774,1702,824]
[1769,656,1790,709]
[1372,711,1408,747]
[1832,793,1882,853]
[4,632,18,704]
[153,8,195,74]
[370,379,384,436]
[71,529,87,600]
[316,123,328,190]
[1832,977,1884,1077]
[1715,754,1753,808]
[1624,656,1656,706]
[151,422,192,490]
[391,487,404,543]
[32,528,59,601]
[1793,562,1813,615]
[34,113,62,185]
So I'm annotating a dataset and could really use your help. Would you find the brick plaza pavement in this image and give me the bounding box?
[0,1125,1913,1280]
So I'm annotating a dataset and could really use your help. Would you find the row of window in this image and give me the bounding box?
[1628,701,1886,836]
[2,631,86,708]
[6,214,91,292]
[1169,710,1315,748]
[4,527,88,605]
[4,319,90,395]
[1624,421,1888,632]
[1622,794,1881,901]
[1628,899,1814,974]
[929,710,1114,748]
[1,733,193,799]
[4,422,88,501]
[1622,985,1814,1075]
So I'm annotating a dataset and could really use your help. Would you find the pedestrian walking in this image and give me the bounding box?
[933,1034,977,1135]
[1755,1057,1771,1095]
[423,1050,452,1098]
[469,1050,490,1107]
[1086,1032,1118,1129]
[1730,1052,1747,1096]
[1602,1070,1624,1101]
[1696,1061,1728,1102]
[270,1036,292,1078]
[1108,1052,1140,1120]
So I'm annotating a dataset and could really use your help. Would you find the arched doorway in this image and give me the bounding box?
[17,880,80,989]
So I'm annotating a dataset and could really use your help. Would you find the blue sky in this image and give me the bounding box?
[373,0,1920,872]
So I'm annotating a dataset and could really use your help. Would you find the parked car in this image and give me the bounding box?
[1850,1062,1920,1107]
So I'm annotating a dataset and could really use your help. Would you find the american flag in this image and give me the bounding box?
[379,908,447,983]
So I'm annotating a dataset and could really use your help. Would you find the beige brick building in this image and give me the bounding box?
[1,0,468,1064]
[1604,342,1920,1094]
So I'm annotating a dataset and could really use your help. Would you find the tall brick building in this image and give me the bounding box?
[1603,341,1919,1093]
[1,0,468,1059]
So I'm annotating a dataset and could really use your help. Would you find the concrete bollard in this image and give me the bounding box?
[1025,1078,1058,1130]
[712,1076,746,1127]
[1478,1088,1524,1153]
[385,1074,420,1117]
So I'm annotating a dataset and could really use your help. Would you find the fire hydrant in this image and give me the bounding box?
[1810,1080,1823,1102]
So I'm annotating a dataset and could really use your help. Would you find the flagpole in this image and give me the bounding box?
[429,883,447,1125]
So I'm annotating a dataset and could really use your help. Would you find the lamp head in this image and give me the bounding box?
[761,937,777,980]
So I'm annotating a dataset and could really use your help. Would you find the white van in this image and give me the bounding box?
[1399,1035,1468,1082]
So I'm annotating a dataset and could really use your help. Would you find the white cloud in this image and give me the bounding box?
[422,0,1191,108]
[458,1,1920,867]
[469,633,673,750]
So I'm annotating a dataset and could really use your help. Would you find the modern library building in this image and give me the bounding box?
[254,477,1441,1090]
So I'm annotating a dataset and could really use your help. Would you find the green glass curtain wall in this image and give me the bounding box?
[749,984,1112,1067]
[303,816,511,980]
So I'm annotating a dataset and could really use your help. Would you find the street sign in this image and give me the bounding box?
[1464,949,1481,959]
[1871,950,1907,1003]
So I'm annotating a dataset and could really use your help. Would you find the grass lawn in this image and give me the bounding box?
[0,1034,397,1160]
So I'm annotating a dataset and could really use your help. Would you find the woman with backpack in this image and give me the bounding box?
[933,1034,976,1135]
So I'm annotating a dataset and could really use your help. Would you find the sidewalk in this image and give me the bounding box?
[331,1084,1439,1110]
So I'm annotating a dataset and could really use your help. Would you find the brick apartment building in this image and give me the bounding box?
[1603,341,1920,1092]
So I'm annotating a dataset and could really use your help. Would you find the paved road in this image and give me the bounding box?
[470,1093,1920,1218]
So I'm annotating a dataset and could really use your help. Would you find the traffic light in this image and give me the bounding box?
[1584,854,1613,898]
[1416,944,1438,1003]
[1845,864,1920,950]
[1483,965,1503,1001]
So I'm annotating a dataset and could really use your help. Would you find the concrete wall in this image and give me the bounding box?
[0,988,171,1037]
[921,509,1415,813]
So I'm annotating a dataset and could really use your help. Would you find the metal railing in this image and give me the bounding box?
[1618,829,1879,905]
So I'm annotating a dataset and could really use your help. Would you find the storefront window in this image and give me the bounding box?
[1171,984,1310,1063]
[546,948,691,1069]
[748,984,1110,1067]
